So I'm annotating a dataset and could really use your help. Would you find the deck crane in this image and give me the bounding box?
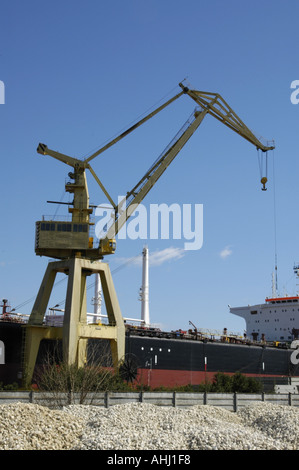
[23,83,275,387]
[35,82,274,260]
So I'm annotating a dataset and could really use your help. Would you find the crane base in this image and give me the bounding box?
[22,257,125,387]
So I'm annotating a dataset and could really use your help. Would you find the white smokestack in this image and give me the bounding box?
[141,245,150,326]
[92,273,102,323]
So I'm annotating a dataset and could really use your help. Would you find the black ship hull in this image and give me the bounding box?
[127,335,299,388]
[0,322,24,385]
[1,321,299,388]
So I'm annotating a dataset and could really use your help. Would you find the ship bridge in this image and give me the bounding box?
[230,295,299,343]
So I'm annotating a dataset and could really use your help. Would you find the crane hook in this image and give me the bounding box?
[261,176,267,191]
[257,149,268,191]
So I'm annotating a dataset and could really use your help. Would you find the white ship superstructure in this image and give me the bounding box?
[230,295,299,343]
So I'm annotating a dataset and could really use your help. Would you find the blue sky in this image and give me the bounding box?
[1,0,299,334]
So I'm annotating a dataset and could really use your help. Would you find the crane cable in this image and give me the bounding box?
[257,146,278,292]
[81,82,182,161]
[257,148,268,190]
[272,148,278,293]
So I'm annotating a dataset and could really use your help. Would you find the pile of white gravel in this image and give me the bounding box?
[0,402,84,450]
[1,401,299,450]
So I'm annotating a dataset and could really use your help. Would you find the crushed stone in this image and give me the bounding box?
[1,401,298,450]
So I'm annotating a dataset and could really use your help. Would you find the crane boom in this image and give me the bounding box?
[103,107,208,242]
[180,84,274,153]
[84,90,184,163]
[35,83,275,259]
[101,85,274,244]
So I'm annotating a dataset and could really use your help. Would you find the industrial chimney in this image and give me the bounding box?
[92,273,102,323]
[141,245,150,326]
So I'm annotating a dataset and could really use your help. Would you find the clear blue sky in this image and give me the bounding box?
[1,0,299,334]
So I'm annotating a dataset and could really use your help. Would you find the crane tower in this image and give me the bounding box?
[22,82,274,386]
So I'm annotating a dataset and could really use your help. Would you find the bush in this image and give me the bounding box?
[208,372,263,393]
[0,381,19,391]
[35,362,132,402]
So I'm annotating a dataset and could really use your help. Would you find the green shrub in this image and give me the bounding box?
[209,372,263,393]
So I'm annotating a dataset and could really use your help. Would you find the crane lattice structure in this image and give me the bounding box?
[23,83,274,386]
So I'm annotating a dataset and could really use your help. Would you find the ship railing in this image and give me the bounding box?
[0,313,29,323]
[125,325,277,347]
[40,214,96,224]
[44,315,116,328]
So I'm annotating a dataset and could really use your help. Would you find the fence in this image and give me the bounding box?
[1,391,299,411]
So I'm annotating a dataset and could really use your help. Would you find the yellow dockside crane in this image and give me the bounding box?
[23,83,274,386]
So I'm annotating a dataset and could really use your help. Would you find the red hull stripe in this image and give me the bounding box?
[266,296,299,302]
[135,368,298,388]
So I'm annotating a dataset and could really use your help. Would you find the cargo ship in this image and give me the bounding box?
[1,291,299,390]
[3,82,281,390]
[2,250,299,390]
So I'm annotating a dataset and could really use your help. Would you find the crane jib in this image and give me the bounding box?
[35,82,275,257]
